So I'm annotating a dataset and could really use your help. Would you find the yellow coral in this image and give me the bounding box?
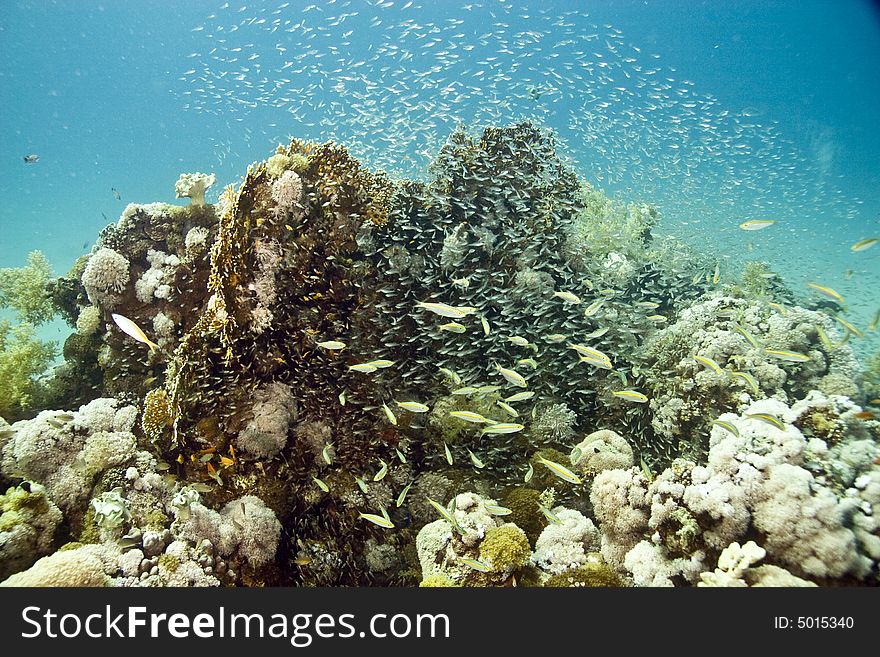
[141,388,172,441]
[479,525,530,573]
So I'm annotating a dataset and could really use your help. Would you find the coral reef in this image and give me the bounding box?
[1,122,876,588]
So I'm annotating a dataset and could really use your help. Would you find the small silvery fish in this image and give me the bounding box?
[538,457,582,484]
[111,313,160,351]
[317,340,346,350]
[739,219,775,231]
[359,512,394,529]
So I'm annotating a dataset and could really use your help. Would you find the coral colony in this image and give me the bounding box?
[0,123,878,587]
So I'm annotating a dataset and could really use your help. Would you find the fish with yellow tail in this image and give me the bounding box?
[806,282,846,307]
[111,313,160,351]
[537,457,582,485]
[739,219,775,231]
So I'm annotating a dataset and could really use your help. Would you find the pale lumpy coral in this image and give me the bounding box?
[175,172,216,206]
[81,247,130,308]
[236,383,296,458]
[271,170,304,216]
[572,429,633,477]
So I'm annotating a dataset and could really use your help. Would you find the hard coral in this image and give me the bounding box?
[175,172,217,207]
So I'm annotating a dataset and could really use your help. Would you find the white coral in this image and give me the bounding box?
[271,170,303,215]
[236,383,296,458]
[81,248,129,308]
[532,508,600,575]
[175,172,216,206]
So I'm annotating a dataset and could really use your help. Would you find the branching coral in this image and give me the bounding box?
[0,320,57,420]
[0,250,55,325]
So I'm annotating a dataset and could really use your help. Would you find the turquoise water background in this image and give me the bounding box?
[1,0,878,354]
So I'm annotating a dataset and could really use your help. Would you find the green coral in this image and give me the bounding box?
[157,553,179,573]
[419,574,458,587]
[735,261,783,300]
[543,562,622,587]
[566,183,659,263]
[0,320,57,420]
[503,487,547,545]
[0,250,55,325]
[479,525,530,573]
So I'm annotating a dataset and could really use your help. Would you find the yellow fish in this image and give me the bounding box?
[694,355,723,375]
[850,237,878,252]
[807,282,845,306]
[612,390,648,403]
[739,219,775,231]
[111,313,159,351]
[537,457,582,485]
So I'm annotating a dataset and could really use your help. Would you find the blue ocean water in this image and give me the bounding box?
[1,0,878,348]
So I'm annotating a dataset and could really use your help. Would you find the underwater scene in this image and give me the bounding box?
[0,0,879,589]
